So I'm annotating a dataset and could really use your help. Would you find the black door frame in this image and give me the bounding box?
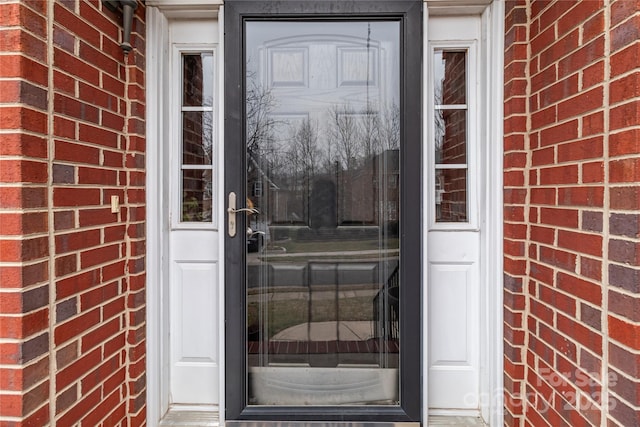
[224,1,423,423]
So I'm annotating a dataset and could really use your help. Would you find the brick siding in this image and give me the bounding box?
[0,1,146,425]
[503,1,640,426]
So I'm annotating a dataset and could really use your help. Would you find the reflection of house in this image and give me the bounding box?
[436,51,467,222]
[249,150,399,233]
[343,149,399,227]
[181,54,213,221]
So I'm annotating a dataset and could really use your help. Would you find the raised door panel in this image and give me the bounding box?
[170,259,219,403]
[427,231,480,410]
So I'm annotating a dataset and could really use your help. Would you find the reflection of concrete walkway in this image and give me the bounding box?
[260,249,399,259]
[247,287,377,302]
[272,321,374,341]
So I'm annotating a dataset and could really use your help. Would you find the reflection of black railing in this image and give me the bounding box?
[373,265,399,340]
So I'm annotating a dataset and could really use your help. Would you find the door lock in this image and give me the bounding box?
[228,192,259,237]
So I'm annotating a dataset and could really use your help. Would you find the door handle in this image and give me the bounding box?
[227,192,259,237]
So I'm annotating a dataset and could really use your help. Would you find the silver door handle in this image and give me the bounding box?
[228,192,259,237]
[228,207,259,214]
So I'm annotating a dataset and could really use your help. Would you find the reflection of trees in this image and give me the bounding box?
[290,118,320,177]
[282,118,321,223]
[434,80,444,163]
[328,104,360,171]
[245,68,402,227]
[245,68,401,180]
[379,103,400,151]
[246,75,278,163]
[360,104,381,160]
[327,102,400,171]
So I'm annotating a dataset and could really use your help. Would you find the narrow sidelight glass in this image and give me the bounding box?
[180,53,214,223]
[434,49,468,223]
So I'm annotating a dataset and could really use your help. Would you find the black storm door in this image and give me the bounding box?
[225,1,422,424]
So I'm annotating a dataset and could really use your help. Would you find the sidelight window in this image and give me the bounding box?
[179,52,215,223]
[433,50,470,224]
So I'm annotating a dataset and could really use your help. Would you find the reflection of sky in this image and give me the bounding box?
[433,50,445,105]
[246,21,398,45]
[246,21,399,109]
[202,53,214,106]
[434,50,445,160]
[246,21,400,159]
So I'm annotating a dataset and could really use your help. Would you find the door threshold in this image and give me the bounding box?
[157,415,483,427]
[226,423,419,427]
[428,416,486,426]
[159,409,219,426]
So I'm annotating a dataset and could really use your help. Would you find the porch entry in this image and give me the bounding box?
[163,1,485,424]
[224,0,422,424]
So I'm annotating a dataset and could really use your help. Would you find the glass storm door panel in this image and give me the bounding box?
[225,1,422,423]
[246,19,401,407]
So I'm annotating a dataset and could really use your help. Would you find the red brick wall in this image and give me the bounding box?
[503,1,640,426]
[503,1,529,425]
[0,1,146,425]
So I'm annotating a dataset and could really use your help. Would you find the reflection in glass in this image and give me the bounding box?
[434,50,468,223]
[245,21,400,406]
[181,169,212,222]
[434,51,466,105]
[435,109,467,164]
[183,53,214,106]
[183,112,213,165]
[181,52,214,223]
[435,168,467,222]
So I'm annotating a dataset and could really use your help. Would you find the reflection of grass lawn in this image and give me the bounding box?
[268,238,399,254]
[248,296,373,338]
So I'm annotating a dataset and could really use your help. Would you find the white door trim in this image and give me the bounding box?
[146,6,171,422]
[146,2,224,425]
[478,1,505,425]
[216,5,226,422]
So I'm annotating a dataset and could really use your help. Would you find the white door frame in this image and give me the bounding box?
[477,3,505,424]
[146,1,225,422]
[422,2,504,423]
[146,5,171,420]
[146,1,503,425]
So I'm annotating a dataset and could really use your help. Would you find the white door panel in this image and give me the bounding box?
[170,259,219,403]
[426,14,483,412]
[427,231,479,262]
[428,232,480,409]
[171,231,219,261]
